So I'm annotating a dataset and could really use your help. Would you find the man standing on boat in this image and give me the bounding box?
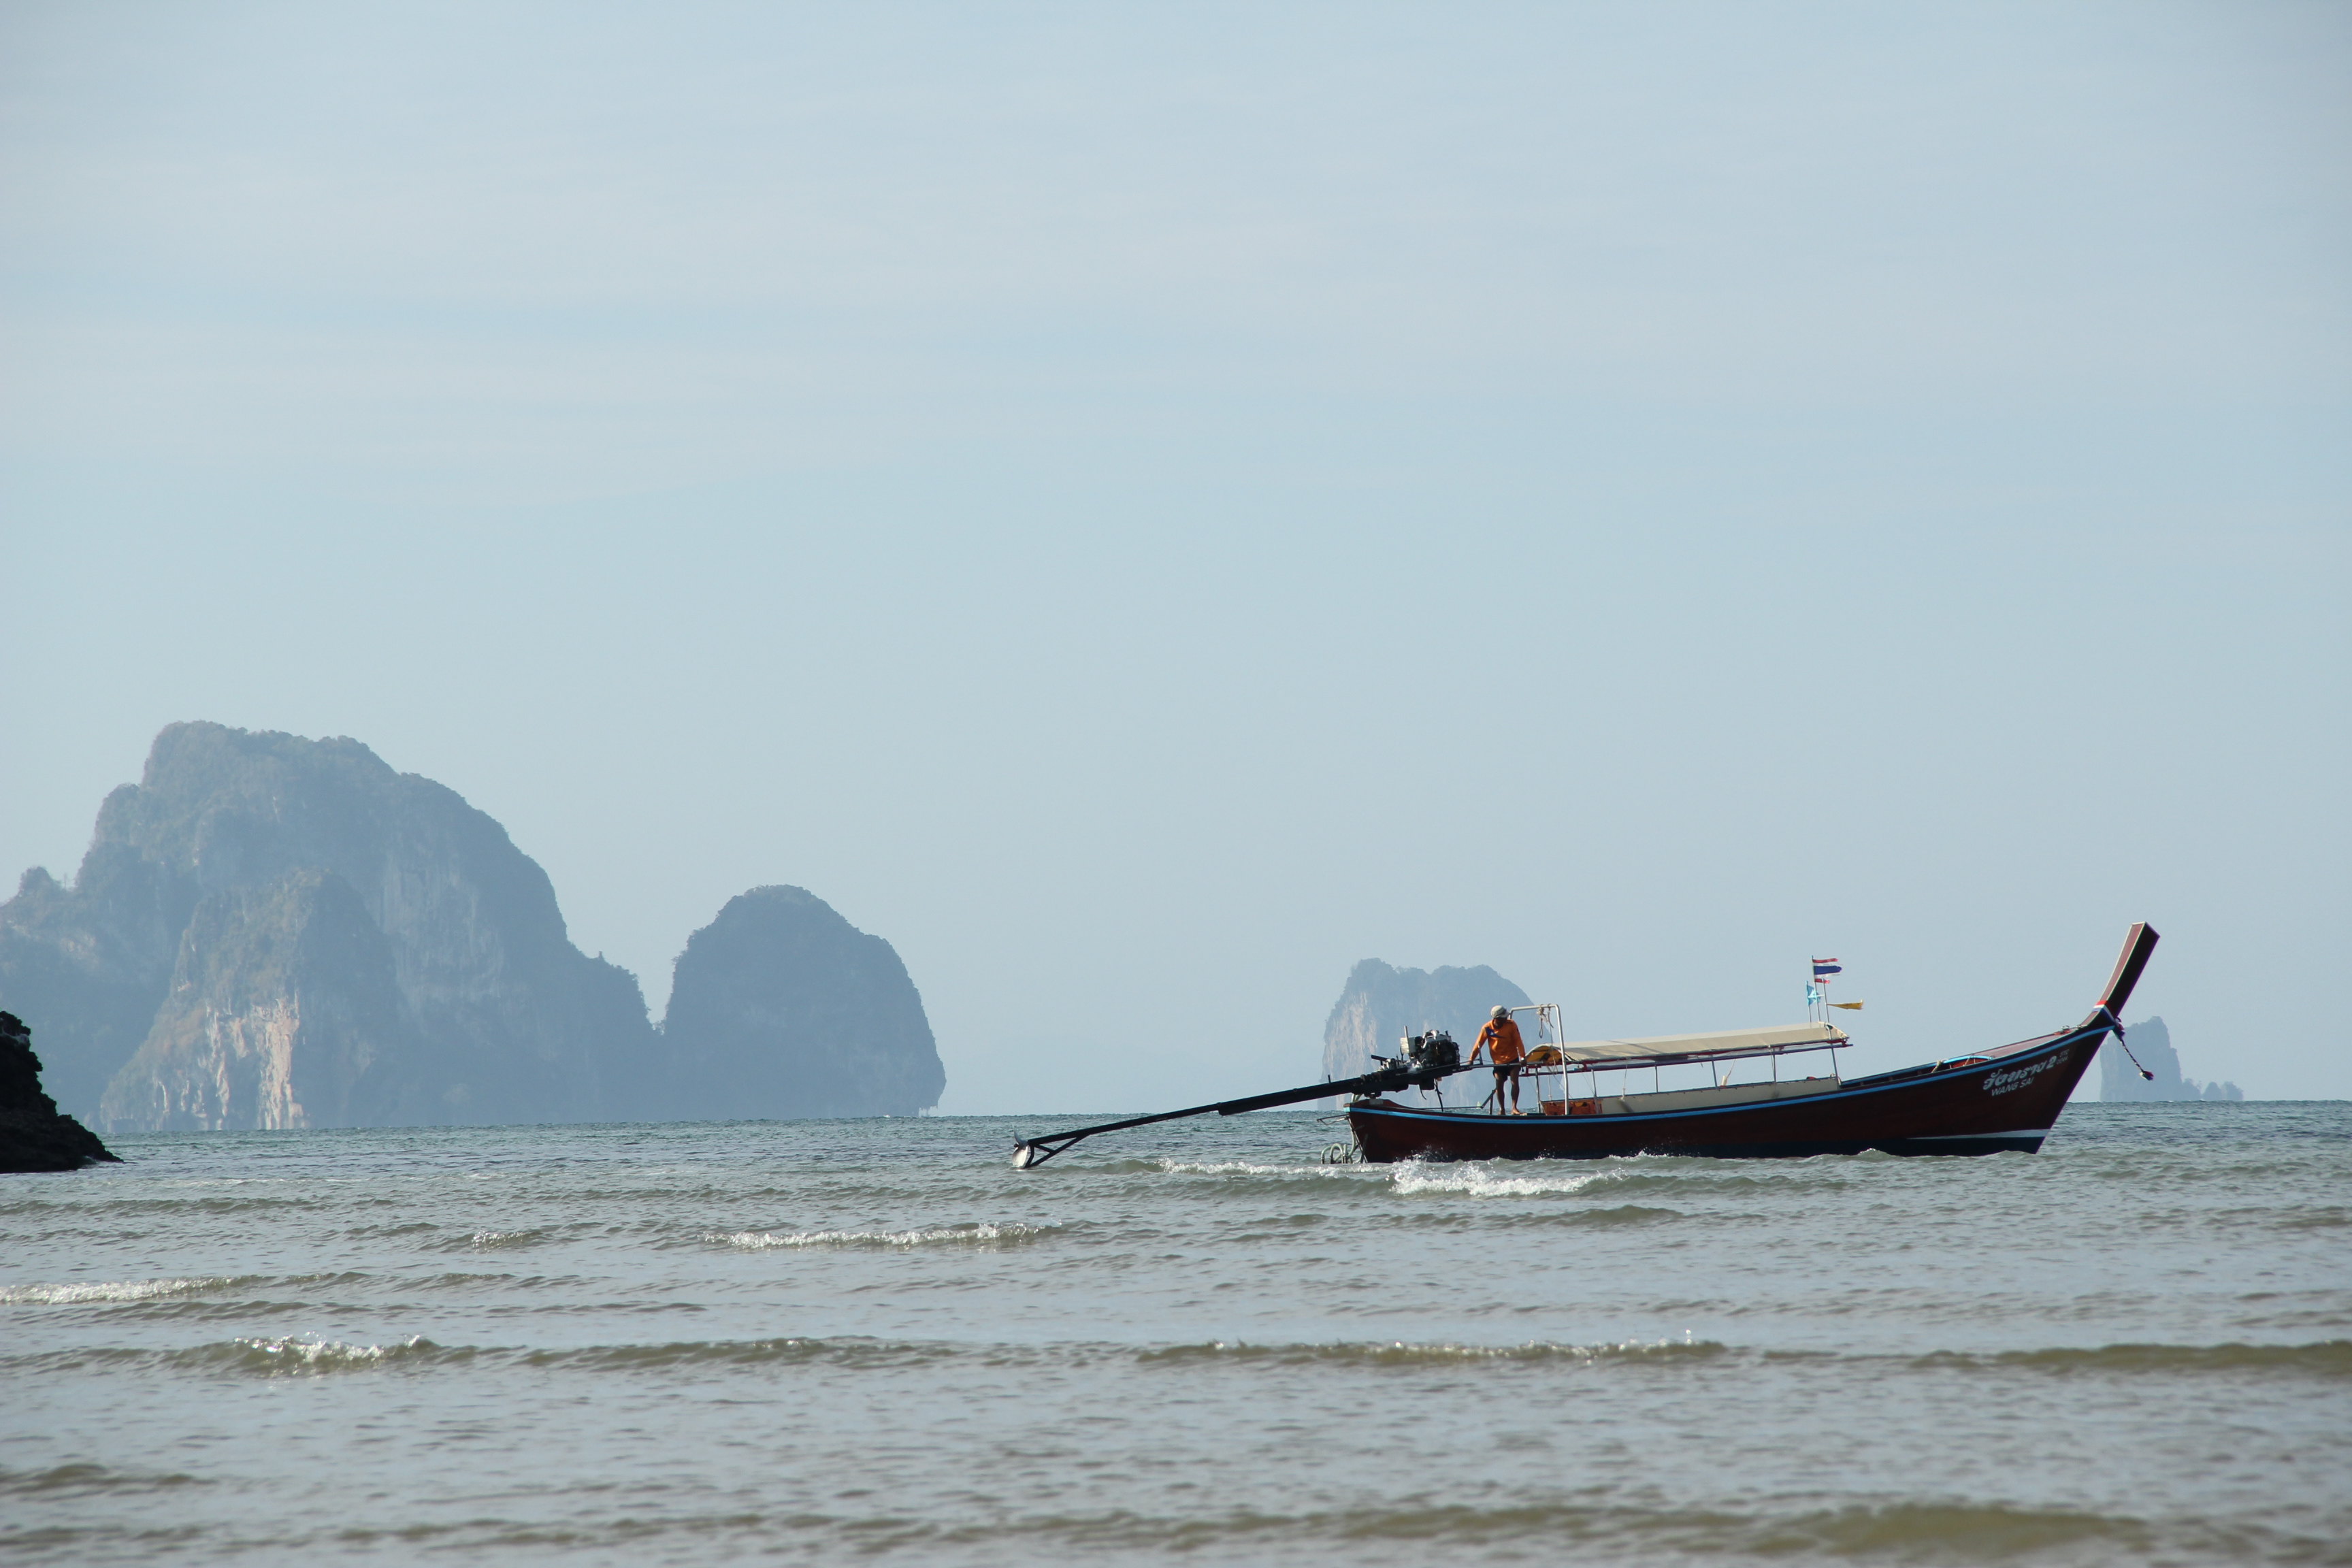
[1471,1004,1526,1113]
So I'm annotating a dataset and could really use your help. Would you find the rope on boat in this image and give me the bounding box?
[2103,1007,2157,1081]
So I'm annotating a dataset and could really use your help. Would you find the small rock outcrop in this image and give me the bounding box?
[661,886,945,1119]
[1322,959,1531,1083]
[0,1011,116,1172]
[2100,1016,2243,1102]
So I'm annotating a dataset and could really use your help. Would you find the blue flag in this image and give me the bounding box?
[1812,960,1842,979]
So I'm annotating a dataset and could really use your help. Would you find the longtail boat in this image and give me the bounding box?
[1013,924,2156,1169]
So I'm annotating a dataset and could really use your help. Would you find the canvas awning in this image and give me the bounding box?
[1552,1022,1848,1068]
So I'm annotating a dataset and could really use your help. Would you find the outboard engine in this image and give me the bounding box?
[1407,1030,1460,1073]
[1369,1031,1462,1094]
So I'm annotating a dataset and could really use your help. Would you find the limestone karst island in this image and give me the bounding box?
[0,723,945,1134]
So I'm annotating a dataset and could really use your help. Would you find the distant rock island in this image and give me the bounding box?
[662,886,945,1120]
[0,723,945,1133]
[2100,1016,2242,1102]
[1322,959,1531,1083]
[0,1011,116,1172]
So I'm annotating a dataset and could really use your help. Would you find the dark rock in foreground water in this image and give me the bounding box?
[0,1011,116,1172]
[662,886,945,1119]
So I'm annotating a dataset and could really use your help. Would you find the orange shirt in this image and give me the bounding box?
[1477,1017,1524,1064]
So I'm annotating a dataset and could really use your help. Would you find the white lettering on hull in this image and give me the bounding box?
[1981,1047,2068,1097]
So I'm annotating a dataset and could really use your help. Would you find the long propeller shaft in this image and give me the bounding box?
[1012,1059,1471,1169]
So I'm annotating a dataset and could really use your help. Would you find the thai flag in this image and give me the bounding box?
[1812,960,1842,978]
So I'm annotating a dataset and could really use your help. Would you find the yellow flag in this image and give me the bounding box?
[1829,1001,1865,1011]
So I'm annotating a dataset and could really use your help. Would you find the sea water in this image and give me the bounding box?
[3,1102,2346,1565]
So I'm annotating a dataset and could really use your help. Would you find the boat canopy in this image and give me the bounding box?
[1553,1022,1848,1070]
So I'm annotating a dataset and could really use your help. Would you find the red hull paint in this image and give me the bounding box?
[1347,1024,2102,1162]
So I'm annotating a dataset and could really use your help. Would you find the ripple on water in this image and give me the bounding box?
[1137,1335,1727,1369]
[0,1463,210,1498]
[66,1497,2345,1565]
[1145,1158,1367,1178]
[702,1222,1054,1250]
[1912,1340,2352,1379]
[3,1336,471,1379]
[3,1106,2343,1568]
[0,1277,252,1306]
[519,1335,1010,1372]
[460,1228,551,1251]
[186,1335,463,1375]
[1386,1162,1626,1198]
[10,1495,2340,1566]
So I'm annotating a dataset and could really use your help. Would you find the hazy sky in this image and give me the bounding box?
[3,2,2345,1110]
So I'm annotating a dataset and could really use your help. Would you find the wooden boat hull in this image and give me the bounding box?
[1346,1022,2105,1163]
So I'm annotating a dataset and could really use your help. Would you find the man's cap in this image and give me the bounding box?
[1491,1005,1510,1019]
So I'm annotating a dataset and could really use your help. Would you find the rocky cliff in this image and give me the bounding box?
[1,723,660,1132]
[0,860,192,1126]
[0,1011,116,1172]
[661,886,945,1119]
[2100,1016,2243,1102]
[1322,960,1531,1083]
[98,868,416,1131]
